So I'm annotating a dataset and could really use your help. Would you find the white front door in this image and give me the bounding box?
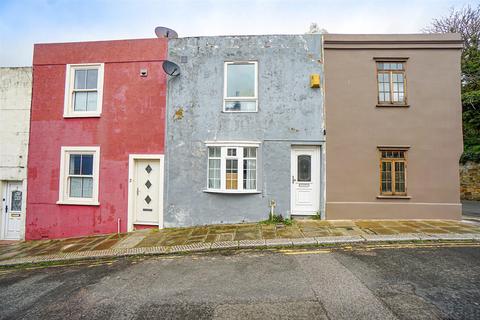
[3,182,23,240]
[133,159,161,225]
[291,146,321,216]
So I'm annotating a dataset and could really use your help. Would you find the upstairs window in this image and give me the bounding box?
[377,61,407,105]
[207,145,258,193]
[224,61,258,112]
[379,148,407,196]
[64,63,104,117]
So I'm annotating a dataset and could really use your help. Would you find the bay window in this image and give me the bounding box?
[207,144,259,193]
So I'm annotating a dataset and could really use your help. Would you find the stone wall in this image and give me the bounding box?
[460,162,480,200]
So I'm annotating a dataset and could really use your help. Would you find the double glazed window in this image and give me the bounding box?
[58,147,100,205]
[380,149,407,196]
[224,62,258,112]
[208,145,258,192]
[377,61,406,105]
[64,64,104,117]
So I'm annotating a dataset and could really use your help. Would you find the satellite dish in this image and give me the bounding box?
[162,60,180,76]
[155,26,178,39]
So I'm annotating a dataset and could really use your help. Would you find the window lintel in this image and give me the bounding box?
[377,146,410,151]
[373,57,409,61]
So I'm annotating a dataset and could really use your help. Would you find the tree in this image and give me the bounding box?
[424,5,480,163]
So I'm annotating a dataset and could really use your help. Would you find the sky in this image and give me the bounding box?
[0,0,478,66]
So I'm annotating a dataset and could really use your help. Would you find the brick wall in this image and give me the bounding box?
[460,162,480,200]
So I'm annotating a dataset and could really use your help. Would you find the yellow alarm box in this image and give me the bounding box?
[310,74,320,88]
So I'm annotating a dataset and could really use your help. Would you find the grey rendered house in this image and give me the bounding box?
[164,34,325,227]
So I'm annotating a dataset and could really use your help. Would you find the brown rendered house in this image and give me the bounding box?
[324,34,464,219]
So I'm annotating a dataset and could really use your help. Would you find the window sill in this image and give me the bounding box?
[57,200,100,206]
[376,104,409,108]
[203,189,262,194]
[63,114,101,118]
[222,110,258,113]
[376,195,411,200]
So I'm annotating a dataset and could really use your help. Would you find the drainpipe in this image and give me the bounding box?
[117,218,121,234]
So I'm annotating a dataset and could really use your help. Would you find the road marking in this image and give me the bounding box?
[282,250,331,255]
[276,241,480,256]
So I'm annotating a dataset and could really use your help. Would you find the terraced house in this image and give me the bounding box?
[0,67,31,240]
[323,34,463,220]
[164,34,325,227]
[26,39,168,240]
[23,31,463,239]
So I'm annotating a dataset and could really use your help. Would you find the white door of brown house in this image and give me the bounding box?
[3,181,23,240]
[291,146,321,216]
[133,159,161,225]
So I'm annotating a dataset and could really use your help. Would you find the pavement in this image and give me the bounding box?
[1,219,480,267]
[0,244,479,319]
[463,200,480,219]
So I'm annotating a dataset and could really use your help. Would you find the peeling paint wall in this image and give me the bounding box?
[0,67,32,240]
[0,67,31,181]
[165,35,325,227]
[26,39,167,240]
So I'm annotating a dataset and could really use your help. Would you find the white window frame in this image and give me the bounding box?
[63,63,104,118]
[223,61,258,113]
[57,146,100,206]
[205,141,261,194]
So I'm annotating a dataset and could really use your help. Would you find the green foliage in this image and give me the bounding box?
[425,5,480,163]
[259,213,293,225]
[312,211,322,220]
[461,46,480,163]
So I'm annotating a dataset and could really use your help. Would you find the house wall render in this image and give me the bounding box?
[164,34,325,227]
[0,67,32,240]
[26,39,167,240]
[324,34,464,219]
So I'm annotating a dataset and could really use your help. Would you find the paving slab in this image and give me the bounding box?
[210,241,238,249]
[113,233,147,249]
[238,239,266,248]
[427,233,480,241]
[265,238,293,247]
[292,237,318,245]
[169,242,212,253]
[234,231,261,241]
[362,234,421,242]
[316,235,365,244]
[367,228,398,235]
[329,220,356,228]
[216,233,235,241]
[144,246,168,255]
[417,234,437,240]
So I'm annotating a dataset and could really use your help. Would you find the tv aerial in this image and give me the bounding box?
[155,26,178,39]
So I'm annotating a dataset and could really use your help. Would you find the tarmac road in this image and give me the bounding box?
[0,244,479,320]
[463,200,480,219]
